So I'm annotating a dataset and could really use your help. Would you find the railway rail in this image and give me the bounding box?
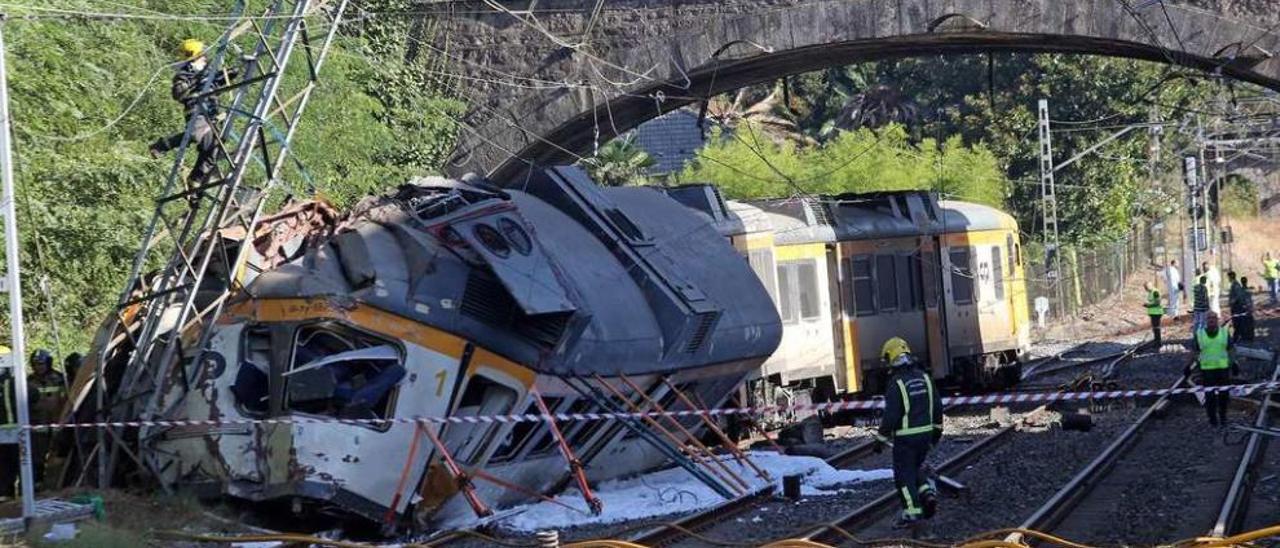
[1210,354,1280,537]
[1020,340,1144,385]
[1015,358,1257,545]
[797,426,1015,545]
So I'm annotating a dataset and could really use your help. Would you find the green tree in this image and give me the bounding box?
[0,0,464,355]
[584,138,655,187]
[679,123,1007,206]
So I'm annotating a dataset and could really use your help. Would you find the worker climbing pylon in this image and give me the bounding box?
[149,39,242,189]
[875,337,944,530]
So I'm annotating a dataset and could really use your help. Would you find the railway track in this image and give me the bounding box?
[1020,340,1144,386]
[796,426,1015,546]
[1016,364,1254,545]
[1209,354,1280,538]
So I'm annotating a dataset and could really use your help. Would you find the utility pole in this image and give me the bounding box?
[0,14,37,522]
[1195,116,1215,266]
[1037,99,1065,317]
[1185,155,1204,269]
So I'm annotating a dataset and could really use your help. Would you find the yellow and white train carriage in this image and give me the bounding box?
[695,190,1031,407]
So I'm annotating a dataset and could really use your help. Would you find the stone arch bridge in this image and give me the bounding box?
[416,0,1280,183]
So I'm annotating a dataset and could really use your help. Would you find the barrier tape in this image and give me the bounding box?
[3,381,1277,432]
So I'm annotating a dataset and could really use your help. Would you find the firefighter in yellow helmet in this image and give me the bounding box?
[877,337,944,529]
[149,38,241,187]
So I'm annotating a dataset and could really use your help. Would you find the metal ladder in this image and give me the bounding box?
[94,0,350,486]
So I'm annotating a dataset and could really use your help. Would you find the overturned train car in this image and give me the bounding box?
[120,167,780,530]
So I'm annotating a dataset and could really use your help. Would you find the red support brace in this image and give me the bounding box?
[532,387,603,515]
[383,422,426,526]
[422,423,493,519]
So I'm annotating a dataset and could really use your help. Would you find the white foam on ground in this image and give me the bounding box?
[496,451,892,532]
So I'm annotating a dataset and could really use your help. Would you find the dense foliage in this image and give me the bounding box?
[678,124,1008,207]
[0,2,1262,360]
[2,0,462,354]
[780,54,1221,245]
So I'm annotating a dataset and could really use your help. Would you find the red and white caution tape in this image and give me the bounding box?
[6,381,1277,432]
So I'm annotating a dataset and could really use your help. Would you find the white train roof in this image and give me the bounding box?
[715,192,1015,245]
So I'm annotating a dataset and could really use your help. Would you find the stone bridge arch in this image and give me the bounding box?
[434,0,1280,183]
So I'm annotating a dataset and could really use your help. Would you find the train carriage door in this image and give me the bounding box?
[920,235,950,378]
[826,244,851,392]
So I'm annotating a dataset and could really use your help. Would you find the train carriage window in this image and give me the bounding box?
[950,248,974,305]
[796,261,821,320]
[282,324,406,430]
[777,260,821,322]
[567,405,610,448]
[233,327,272,417]
[876,255,898,312]
[490,397,561,462]
[922,252,939,308]
[899,253,923,310]
[777,264,797,323]
[447,375,518,464]
[748,249,778,304]
[529,398,586,456]
[992,246,1005,300]
[849,255,875,316]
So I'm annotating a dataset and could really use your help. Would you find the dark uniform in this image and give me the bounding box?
[1145,288,1164,350]
[1228,280,1255,342]
[1192,279,1210,332]
[150,61,237,185]
[1193,325,1235,426]
[879,355,944,524]
[28,350,65,486]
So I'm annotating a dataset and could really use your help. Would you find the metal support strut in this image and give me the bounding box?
[422,423,493,519]
[532,388,603,515]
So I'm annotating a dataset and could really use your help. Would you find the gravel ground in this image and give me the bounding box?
[840,408,1137,545]
[676,433,989,548]
[1241,437,1280,539]
[457,310,1280,547]
[1046,403,1245,546]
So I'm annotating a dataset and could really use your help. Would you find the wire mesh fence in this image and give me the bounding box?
[1026,224,1156,321]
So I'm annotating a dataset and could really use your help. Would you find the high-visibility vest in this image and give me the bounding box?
[1196,329,1230,370]
[1146,289,1164,316]
[1,377,15,426]
[894,373,938,437]
[1265,259,1279,280]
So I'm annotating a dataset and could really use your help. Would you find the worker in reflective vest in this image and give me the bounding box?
[1262,252,1279,305]
[1192,314,1236,427]
[877,337,944,529]
[1143,283,1164,351]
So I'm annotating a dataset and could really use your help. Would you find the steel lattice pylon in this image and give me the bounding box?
[89,0,350,487]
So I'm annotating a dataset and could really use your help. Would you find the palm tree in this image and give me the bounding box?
[585,138,656,187]
[707,85,814,146]
[834,84,921,131]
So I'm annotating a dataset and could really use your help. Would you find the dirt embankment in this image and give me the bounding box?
[1038,216,1280,341]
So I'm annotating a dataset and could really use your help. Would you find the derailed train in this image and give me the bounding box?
[68,166,781,530]
[64,166,1029,531]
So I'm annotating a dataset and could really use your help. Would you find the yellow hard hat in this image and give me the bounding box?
[881,337,912,366]
[177,39,205,61]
